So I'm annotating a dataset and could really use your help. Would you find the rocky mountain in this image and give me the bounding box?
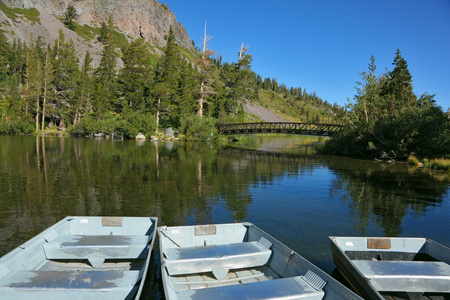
[0,0,192,64]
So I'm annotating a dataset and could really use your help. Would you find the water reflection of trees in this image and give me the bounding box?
[0,137,323,256]
[326,157,450,236]
[3,135,448,257]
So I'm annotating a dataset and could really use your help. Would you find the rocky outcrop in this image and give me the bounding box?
[1,0,192,49]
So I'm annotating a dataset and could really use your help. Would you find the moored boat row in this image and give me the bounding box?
[1,216,449,299]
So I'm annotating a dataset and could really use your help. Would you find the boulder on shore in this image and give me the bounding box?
[136,132,146,141]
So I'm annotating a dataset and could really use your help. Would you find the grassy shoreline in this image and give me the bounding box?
[408,156,450,172]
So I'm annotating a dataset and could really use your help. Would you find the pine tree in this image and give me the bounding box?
[351,55,381,123]
[222,44,256,114]
[153,27,181,130]
[24,35,43,126]
[99,21,108,44]
[382,49,416,115]
[51,30,79,128]
[41,46,54,131]
[73,51,93,125]
[119,38,153,111]
[93,16,118,118]
[179,59,198,115]
[64,5,78,30]
[0,30,10,85]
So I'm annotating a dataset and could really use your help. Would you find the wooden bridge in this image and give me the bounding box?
[217,122,343,136]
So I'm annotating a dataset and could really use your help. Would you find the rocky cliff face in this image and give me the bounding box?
[1,0,192,49]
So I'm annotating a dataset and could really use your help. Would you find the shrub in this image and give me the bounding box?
[407,155,420,166]
[180,115,218,141]
[0,116,35,134]
[119,111,156,138]
[429,158,450,172]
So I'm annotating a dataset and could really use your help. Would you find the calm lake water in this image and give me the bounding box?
[1,135,450,298]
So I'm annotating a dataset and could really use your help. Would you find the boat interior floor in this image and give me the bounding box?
[170,266,326,300]
[170,266,275,291]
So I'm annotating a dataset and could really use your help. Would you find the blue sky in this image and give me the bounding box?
[162,0,450,110]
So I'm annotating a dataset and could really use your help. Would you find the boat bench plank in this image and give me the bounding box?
[164,241,271,277]
[177,276,325,300]
[352,260,450,293]
[44,235,150,266]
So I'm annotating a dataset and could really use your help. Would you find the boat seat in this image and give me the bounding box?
[43,235,150,267]
[0,270,139,299]
[177,275,326,300]
[352,260,450,293]
[164,240,272,279]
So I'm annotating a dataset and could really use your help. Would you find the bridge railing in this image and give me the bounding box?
[217,122,343,136]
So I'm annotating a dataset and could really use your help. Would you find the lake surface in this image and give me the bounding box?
[1,135,450,298]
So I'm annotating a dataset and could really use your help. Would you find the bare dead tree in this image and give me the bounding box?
[197,20,215,117]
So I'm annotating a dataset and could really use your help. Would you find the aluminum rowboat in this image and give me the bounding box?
[158,222,362,300]
[330,236,450,299]
[0,216,157,299]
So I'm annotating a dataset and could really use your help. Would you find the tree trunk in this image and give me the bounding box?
[156,97,160,133]
[35,95,40,131]
[41,89,46,131]
[198,81,204,117]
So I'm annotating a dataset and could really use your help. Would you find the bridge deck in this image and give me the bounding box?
[217,122,342,136]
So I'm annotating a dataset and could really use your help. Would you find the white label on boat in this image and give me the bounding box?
[171,229,180,234]
[345,242,354,247]
[81,219,89,224]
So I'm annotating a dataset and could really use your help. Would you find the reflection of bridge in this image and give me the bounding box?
[217,122,343,136]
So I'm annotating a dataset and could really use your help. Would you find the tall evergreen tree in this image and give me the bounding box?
[350,55,381,124]
[41,46,54,131]
[0,30,10,122]
[24,35,43,123]
[51,30,79,128]
[119,38,153,111]
[99,21,108,44]
[0,30,10,85]
[153,27,181,129]
[93,16,118,118]
[382,49,416,115]
[222,44,255,115]
[179,59,198,115]
[73,51,93,125]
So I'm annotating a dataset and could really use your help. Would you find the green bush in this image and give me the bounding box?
[0,116,35,135]
[407,155,420,166]
[119,111,156,138]
[72,112,156,139]
[79,114,104,134]
[429,158,450,172]
[180,115,218,141]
